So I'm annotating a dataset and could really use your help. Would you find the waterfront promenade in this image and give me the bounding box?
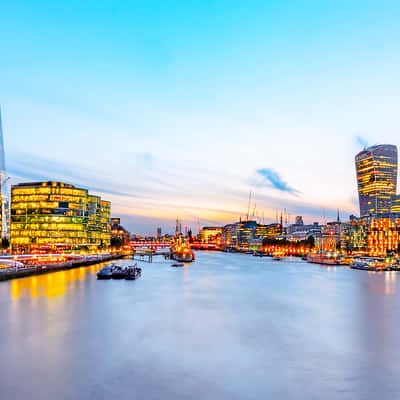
[1,251,400,399]
[0,253,124,281]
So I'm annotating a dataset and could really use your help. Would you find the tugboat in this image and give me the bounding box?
[125,264,142,280]
[97,265,114,280]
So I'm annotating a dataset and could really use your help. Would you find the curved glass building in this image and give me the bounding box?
[355,144,398,217]
[10,181,111,253]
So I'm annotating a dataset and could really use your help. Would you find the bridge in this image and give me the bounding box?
[130,242,170,248]
[129,241,221,250]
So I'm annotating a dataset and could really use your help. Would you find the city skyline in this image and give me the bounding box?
[2,1,400,234]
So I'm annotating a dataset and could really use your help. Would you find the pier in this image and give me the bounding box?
[133,248,171,263]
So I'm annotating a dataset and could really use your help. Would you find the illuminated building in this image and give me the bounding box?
[10,181,111,253]
[340,216,400,257]
[256,223,282,239]
[319,222,341,251]
[238,221,257,249]
[391,195,400,214]
[367,218,399,257]
[111,217,130,246]
[222,224,234,248]
[199,227,222,243]
[355,144,398,217]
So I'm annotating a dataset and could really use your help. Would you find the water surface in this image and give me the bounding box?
[1,252,400,399]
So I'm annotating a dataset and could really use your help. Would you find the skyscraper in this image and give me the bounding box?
[355,144,398,217]
[0,106,7,239]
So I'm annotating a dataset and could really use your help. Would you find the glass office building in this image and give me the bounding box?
[355,144,398,217]
[10,181,111,253]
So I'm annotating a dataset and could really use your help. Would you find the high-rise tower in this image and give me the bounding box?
[355,144,398,217]
[0,106,7,238]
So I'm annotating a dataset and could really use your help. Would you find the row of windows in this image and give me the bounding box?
[12,188,87,197]
[12,195,87,203]
[12,231,88,238]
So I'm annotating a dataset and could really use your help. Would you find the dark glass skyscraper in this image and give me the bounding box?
[355,144,398,217]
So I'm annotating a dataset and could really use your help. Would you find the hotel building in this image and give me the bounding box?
[355,144,398,217]
[10,181,111,253]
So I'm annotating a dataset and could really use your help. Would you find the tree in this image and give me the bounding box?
[1,238,9,250]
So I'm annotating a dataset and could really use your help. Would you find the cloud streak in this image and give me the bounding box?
[255,168,299,195]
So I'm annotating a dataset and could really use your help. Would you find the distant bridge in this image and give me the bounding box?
[130,242,170,248]
[129,241,220,250]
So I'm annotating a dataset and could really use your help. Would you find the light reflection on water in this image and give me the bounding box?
[1,252,400,400]
[9,264,101,300]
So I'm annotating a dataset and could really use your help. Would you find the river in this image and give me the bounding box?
[1,251,400,399]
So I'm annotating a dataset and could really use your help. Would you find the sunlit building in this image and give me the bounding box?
[355,144,398,217]
[10,181,111,253]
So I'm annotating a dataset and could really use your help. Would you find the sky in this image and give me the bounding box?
[1,1,400,234]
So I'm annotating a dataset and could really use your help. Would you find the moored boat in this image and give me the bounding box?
[272,252,285,261]
[125,265,142,280]
[307,252,340,266]
[350,259,376,271]
[111,266,126,279]
[97,265,113,279]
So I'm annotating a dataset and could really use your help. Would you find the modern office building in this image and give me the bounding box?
[10,181,111,253]
[87,195,111,248]
[391,195,400,215]
[199,226,222,243]
[355,144,398,217]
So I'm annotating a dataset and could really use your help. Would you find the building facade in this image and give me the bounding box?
[355,144,398,217]
[199,226,223,243]
[10,181,111,253]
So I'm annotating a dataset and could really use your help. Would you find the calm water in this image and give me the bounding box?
[1,252,400,400]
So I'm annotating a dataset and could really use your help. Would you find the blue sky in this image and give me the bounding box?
[1,1,400,234]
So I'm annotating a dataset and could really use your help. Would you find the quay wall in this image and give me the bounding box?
[0,254,124,282]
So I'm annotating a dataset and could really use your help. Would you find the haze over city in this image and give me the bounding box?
[2,1,400,233]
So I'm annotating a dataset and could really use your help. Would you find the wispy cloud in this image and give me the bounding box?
[255,168,299,196]
[356,135,369,149]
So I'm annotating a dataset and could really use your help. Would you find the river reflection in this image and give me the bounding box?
[1,253,400,400]
[9,264,101,300]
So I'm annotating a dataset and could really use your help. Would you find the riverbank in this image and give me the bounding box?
[0,253,124,281]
